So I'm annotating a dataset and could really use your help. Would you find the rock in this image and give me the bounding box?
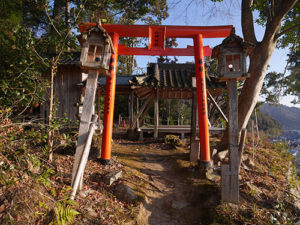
[295,220,300,225]
[205,169,221,182]
[215,150,228,162]
[244,157,255,169]
[114,183,137,204]
[80,189,96,198]
[104,170,122,186]
[211,149,218,158]
[86,207,97,217]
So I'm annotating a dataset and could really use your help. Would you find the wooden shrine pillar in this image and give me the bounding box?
[136,96,139,130]
[193,34,211,167]
[221,80,239,203]
[129,92,134,126]
[154,89,159,140]
[100,32,119,163]
[191,90,198,141]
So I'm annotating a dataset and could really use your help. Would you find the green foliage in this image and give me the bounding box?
[51,201,79,225]
[164,135,182,148]
[37,168,55,188]
[262,53,300,104]
[0,24,47,114]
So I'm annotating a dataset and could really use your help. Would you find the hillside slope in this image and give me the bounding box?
[260,104,300,130]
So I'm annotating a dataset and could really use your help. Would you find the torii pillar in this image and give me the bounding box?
[99,32,119,164]
[194,34,212,168]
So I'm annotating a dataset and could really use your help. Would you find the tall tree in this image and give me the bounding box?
[208,0,300,149]
[237,0,299,134]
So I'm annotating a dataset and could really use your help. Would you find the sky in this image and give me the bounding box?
[133,0,299,108]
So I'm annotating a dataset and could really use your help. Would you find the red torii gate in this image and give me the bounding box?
[78,23,233,166]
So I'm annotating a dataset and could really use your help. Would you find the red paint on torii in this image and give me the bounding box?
[79,23,232,57]
[78,23,233,164]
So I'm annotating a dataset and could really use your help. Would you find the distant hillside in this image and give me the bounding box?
[260,104,300,130]
[250,111,282,136]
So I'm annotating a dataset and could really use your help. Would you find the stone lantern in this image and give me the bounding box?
[212,28,253,80]
[79,24,115,75]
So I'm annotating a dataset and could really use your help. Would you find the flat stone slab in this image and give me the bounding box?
[104,170,122,186]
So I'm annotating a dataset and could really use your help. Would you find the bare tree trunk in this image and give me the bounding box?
[48,64,57,162]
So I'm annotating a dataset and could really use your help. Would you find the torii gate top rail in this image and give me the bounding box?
[79,23,233,56]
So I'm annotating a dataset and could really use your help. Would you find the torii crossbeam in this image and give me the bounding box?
[77,23,232,166]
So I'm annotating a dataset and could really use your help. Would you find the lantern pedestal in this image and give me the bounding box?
[221,79,239,203]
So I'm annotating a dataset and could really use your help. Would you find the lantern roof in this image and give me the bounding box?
[80,23,115,54]
[212,28,254,58]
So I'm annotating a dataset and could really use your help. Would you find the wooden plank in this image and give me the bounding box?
[64,69,70,120]
[191,90,197,142]
[207,90,228,123]
[71,70,99,185]
[71,114,98,199]
[130,93,154,129]
[68,69,77,121]
[227,79,239,203]
[168,70,174,87]
[228,80,239,170]
[72,68,82,121]
[221,164,230,202]
[154,90,159,139]
[129,92,134,125]
[138,95,154,127]
[136,96,139,129]
[173,70,180,88]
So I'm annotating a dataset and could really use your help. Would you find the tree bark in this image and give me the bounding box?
[238,43,276,130]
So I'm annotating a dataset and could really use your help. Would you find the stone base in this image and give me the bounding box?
[190,139,200,162]
[98,158,112,165]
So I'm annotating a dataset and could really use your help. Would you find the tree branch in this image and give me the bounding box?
[241,0,257,44]
[45,8,62,37]
[262,0,297,44]
[275,23,300,39]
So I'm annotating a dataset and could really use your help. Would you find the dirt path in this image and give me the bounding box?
[113,140,219,225]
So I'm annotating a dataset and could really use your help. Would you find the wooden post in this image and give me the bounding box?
[221,79,239,203]
[190,90,200,162]
[167,99,170,125]
[118,114,121,126]
[207,91,228,123]
[72,70,98,184]
[191,90,197,142]
[71,114,98,200]
[129,92,134,126]
[130,94,154,129]
[138,95,154,127]
[154,90,159,140]
[136,96,139,129]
